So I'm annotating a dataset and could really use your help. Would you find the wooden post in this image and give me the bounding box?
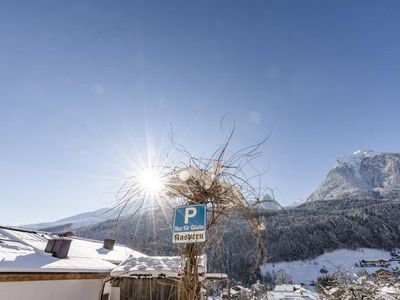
[182,244,201,300]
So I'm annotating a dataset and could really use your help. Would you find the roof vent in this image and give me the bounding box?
[103,238,115,250]
[45,238,72,259]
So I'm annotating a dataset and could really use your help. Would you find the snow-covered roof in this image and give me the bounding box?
[269,285,317,299]
[111,255,206,278]
[274,284,302,292]
[205,273,228,279]
[0,226,146,273]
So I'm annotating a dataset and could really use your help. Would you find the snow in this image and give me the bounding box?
[111,256,182,277]
[111,255,206,277]
[24,202,146,230]
[375,284,400,299]
[262,248,395,287]
[322,277,400,299]
[333,150,381,174]
[23,208,112,230]
[253,195,283,211]
[0,226,146,273]
[67,237,146,264]
[268,284,317,299]
[304,150,400,202]
[274,284,303,292]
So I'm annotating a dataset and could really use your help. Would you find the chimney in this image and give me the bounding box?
[45,238,72,259]
[103,238,115,250]
[44,239,56,253]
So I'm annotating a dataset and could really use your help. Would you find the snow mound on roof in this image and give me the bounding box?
[112,256,182,277]
[111,255,206,277]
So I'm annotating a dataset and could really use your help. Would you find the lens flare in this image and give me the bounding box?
[135,167,166,199]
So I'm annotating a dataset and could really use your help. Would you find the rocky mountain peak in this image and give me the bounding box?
[306,151,400,203]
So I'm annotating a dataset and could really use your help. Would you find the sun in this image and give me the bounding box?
[136,167,166,199]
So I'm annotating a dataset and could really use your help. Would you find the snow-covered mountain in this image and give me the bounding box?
[23,201,145,230]
[23,207,113,230]
[306,150,400,202]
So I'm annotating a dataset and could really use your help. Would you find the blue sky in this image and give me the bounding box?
[1,0,400,225]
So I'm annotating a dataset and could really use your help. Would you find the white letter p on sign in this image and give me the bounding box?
[184,207,197,224]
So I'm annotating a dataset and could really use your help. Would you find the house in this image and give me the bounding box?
[390,248,400,260]
[0,226,146,300]
[222,285,251,299]
[359,259,390,268]
[251,280,267,298]
[202,273,229,299]
[0,225,220,300]
[110,255,207,300]
[373,268,393,282]
[391,248,400,256]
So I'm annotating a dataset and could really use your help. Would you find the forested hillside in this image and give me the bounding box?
[69,198,400,283]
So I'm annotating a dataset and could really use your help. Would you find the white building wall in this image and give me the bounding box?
[0,279,104,300]
[103,282,120,300]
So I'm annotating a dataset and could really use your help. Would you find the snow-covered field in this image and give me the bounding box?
[262,248,397,287]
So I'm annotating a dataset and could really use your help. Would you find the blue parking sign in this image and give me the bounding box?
[173,204,206,244]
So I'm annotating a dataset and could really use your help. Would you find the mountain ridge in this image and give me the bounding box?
[306,150,400,203]
[19,150,400,284]
[22,202,145,230]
